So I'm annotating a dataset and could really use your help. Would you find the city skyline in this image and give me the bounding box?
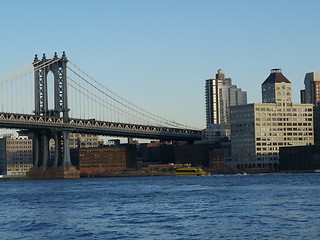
[1,0,320,129]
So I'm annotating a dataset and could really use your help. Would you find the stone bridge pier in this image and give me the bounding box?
[26,129,79,179]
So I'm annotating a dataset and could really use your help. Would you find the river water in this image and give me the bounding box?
[0,173,320,239]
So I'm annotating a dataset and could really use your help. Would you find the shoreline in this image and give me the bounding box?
[1,169,319,179]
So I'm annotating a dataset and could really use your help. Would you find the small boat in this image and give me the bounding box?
[315,169,320,173]
[175,164,210,176]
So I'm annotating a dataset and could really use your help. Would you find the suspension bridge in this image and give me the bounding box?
[0,52,201,178]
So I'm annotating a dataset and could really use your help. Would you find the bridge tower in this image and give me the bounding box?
[34,51,69,120]
[27,52,79,178]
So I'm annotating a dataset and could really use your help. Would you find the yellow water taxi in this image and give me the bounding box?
[175,164,210,176]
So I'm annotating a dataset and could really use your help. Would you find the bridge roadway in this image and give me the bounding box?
[0,112,202,141]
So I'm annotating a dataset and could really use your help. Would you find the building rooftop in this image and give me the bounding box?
[216,69,225,79]
[304,72,320,84]
[262,68,291,84]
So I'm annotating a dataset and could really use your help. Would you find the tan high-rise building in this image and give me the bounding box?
[230,69,314,170]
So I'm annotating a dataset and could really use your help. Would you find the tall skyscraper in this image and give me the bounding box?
[300,72,320,106]
[205,69,247,128]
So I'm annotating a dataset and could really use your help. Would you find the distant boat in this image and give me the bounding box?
[175,164,210,176]
[315,169,320,173]
[236,172,248,176]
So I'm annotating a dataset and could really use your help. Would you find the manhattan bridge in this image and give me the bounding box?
[0,52,201,177]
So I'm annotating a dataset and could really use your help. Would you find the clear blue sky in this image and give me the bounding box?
[1,0,320,129]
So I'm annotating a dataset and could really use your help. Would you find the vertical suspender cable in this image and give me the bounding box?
[1,76,3,112]
[21,72,24,113]
[77,78,80,118]
[98,87,101,121]
[91,81,94,119]
[70,70,74,118]
[9,79,12,112]
[29,70,32,114]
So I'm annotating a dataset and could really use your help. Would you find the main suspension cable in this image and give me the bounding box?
[68,60,187,128]
[67,66,181,127]
[67,77,154,125]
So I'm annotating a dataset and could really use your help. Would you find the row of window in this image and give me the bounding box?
[257,122,312,126]
[256,129,312,134]
[257,136,313,141]
[232,126,314,133]
[255,157,278,161]
[7,161,32,164]
[256,113,312,117]
[257,138,313,144]
[263,86,292,90]
[256,118,312,121]
[81,164,126,168]
[6,146,32,149]
[255,107,312,112]
[256,145,300,152]
[6,141,31,144]
[256,127,312,131]
[256,122,312,126]
[7,166,32,170]
[257,133,312,138]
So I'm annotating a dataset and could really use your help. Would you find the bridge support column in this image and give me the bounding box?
[53,133,60,167]
[33,134,40,167]
[62,131,72,166]
[41,133,49,167]
[26,130,79,179]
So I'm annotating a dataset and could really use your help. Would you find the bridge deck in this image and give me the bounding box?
[0,112,201,141]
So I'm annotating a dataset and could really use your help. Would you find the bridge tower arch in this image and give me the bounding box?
[27,52,78,178]
[33,52,69,120]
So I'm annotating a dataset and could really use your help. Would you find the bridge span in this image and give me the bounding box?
[0,52,201,178]
[0,112,201,141]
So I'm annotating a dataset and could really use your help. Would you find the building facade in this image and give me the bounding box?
[279,145,320,171]
[50,133,104,163]
[50,133,104,152]
[300,72,320,106]
[137,141,175,166]
[201,123,229,144]
[300,72,320,145]
[69,133,104,149]
[0,135,33,176]
[313,106,320,145]
[205,69,247,136]
[230,69,314,170]
[175,144,213,168]
[77,145,137,176]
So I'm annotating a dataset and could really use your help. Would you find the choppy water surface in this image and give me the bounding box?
[0,173,320,239]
